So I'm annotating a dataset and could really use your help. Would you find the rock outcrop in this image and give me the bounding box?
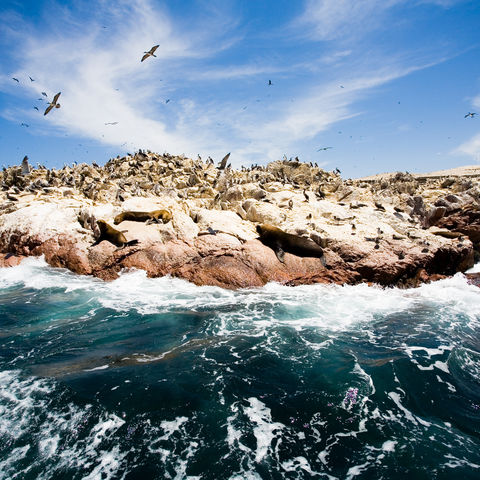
[0,153,478,288]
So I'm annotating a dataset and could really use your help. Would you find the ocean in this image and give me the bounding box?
[0,257,479,479]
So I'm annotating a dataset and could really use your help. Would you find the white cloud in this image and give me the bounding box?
[220,62,441,162]
[474,94,480,109]
[295,0,401,42]
[418,0,466,7]
[455,135,480,160]
[0,0,461,168]
[454,94,480,161]
[2,0,238,159]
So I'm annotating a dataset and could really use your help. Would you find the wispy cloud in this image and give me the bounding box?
[0,0,465,168]
[453,93,480,160]
[455,135,480,160]
[1,0,239,157]
[294,0,401,42]
[418,0,468,7]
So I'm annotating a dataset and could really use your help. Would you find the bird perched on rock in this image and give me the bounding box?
[303,189,309,202]
[316,188,325,200]
[21,156,30,175]
[44,92,61,115]
[141,45,159,62]
[218,152,230,170]
[374,201,385,211]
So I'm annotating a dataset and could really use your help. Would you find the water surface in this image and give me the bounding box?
[1,258,479,479]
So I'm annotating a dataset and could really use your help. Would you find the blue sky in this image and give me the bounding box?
[0,0,479,178]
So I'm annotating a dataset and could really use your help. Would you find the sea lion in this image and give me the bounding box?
[92,220,139,248]
[113,209,172,225]
[256,224,325,264]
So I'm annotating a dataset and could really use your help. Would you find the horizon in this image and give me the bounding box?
[1,0,480,178]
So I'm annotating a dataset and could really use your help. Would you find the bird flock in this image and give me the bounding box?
[11,44,161,129]
[9,42,479,170]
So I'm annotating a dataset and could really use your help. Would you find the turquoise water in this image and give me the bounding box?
[1,257,480,479]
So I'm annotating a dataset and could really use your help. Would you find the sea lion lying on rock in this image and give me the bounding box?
[256,224,325,264]
[113,210,172,225]
[92,220,139,248]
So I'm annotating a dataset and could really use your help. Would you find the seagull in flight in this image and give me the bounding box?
[21,123,29,127]
[317,147,332,151]
[44,92,61,115]
[41,92,48,97]
[104,122,119,125]
[34,106,39,111]
[141,45,159,62]
[12,77,19,83]
[29,76,35,82]
[268,80,272,86]
[465,112,477,118]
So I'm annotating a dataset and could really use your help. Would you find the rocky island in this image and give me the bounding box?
[1,151,479,288]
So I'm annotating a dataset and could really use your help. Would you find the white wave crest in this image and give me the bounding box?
[1,258,480,333]
[0,370,126,480]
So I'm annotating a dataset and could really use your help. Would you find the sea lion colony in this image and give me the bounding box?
[1,151,480,257]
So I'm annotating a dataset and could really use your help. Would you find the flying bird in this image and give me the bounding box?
[465,112,477,118]
[21,123,29,127]
[141,45,159,62]
[41,92,48,97]
[317,147,332,151]
[44,92,61,116]
[104,122,119,125]
[268,80,272,85]
[34,106,39,111]
[12,78,19,83]
[29,76,35,82]
[165,99,170,103]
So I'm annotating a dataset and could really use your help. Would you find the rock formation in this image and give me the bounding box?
[0,152,478,288]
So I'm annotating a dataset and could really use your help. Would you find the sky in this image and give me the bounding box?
[0,0,479,178]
